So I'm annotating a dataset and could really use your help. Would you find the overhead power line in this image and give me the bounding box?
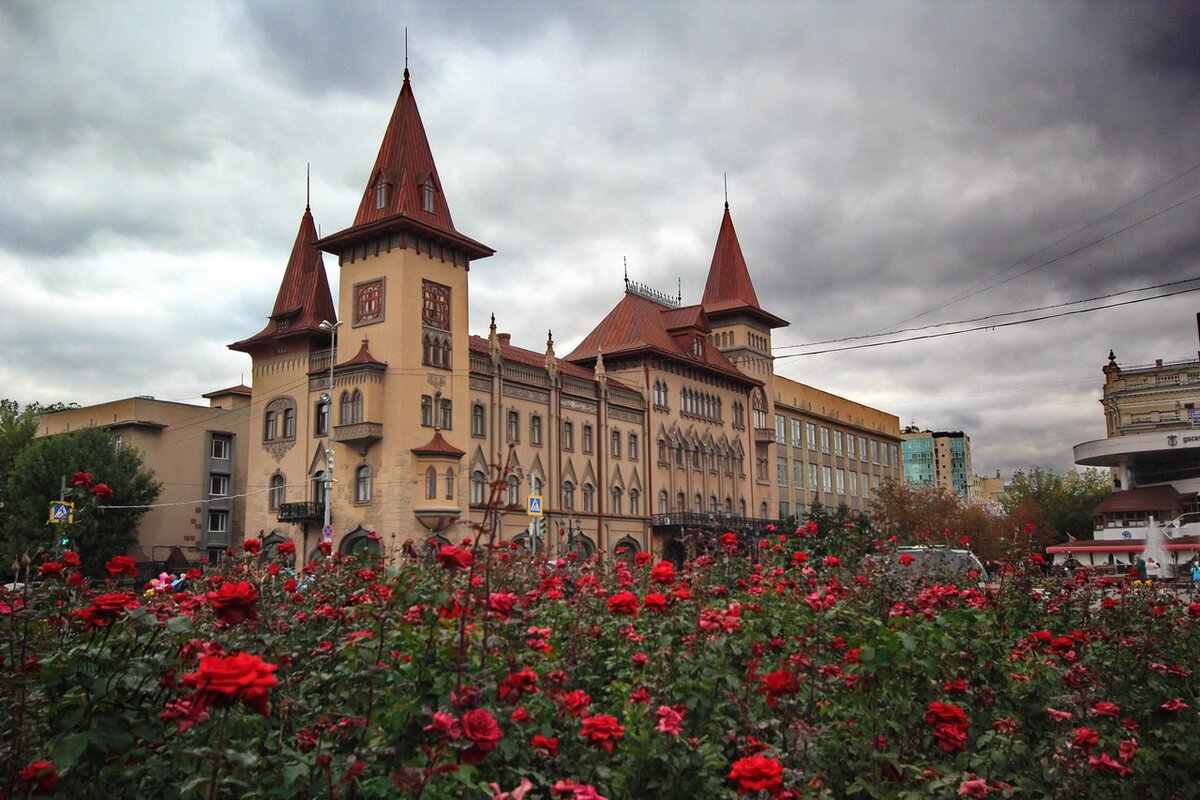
[776,276,1200,350]
[776,284,1200,359]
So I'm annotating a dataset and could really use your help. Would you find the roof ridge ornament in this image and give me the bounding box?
[624,277,680,308]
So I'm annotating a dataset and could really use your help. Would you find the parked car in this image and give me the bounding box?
[871,545,989,585]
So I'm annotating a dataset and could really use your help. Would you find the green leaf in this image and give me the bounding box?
[49,732,90,768]
[166,615,194,634]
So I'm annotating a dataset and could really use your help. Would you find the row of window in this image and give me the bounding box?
[467,471,643,515]
[656,491,749,518]
[774,415,897,465]
[657,440,745,476]
[265,392,368,443]
[268,465,380,510]
[485,407,641,459]
[774,457,883,498]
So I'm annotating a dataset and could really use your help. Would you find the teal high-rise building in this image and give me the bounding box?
[900,428,973,501]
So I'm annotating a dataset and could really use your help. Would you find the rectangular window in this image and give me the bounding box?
[793,461,803,487]
[836,468,845,495]
[849,471,858,497]
[439,399,452,430]
[207,510,228,533]
[628,433,638,460]
[563,421,574,450]
[471,405,485,437]
[210,436,230,460]
[531,414,542,445]
[807,423,817,451]
[834,431,843,456]
[420,395,432,427]
[777,456,788,486]
[820,427,830,454]
[113,434,122,452]
[809,463,819,490]
[882,443,890,466]
[822,466,832,492]
[209,474,229,497]
[612,429,621,459]
[775,414,786,444]
[779,501,790,520]
[263,410,277,442]
[871,440,879,464]
[847,435,855,460]
[582,425,593,454]
[315,401,329,435]
[791,419,802,447]
[507,410,520,442]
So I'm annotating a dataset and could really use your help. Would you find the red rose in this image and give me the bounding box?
[650,561,675,584]
[16,760,58,796]
[643,592,668,612]
[91,483,114,501]
[498,668,538,703]
[181,652,279,717]
[460,708,502,763]
[926,702,969,728]
[243,538,262,555]
[580,713,625,753]
[105,555,139,578]
[531,733,558,757]
[71,471,91,489]
[899,553,915,566]
[728,754,783,795]
[73,591,139,628]
[437,545,473,570]
[62,550,81,568]
[759,669,800,706]
[606,591,639,615]
[276,540,296,556]
[207,580,259,625]
[39,562,63,579]
[560,689,591,718]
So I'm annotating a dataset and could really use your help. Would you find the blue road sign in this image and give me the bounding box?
[49,501,74,524]
[527,495,543,516]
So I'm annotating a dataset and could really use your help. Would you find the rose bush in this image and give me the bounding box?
[1,517,1199,798]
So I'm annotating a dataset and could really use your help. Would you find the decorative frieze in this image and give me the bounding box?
[562,397,598,414]
[503,384,550,404]
[609,407,643,423]
[470,376,493,392]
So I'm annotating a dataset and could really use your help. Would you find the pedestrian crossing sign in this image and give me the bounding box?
[49,501,74,525]
[527,495,543,516]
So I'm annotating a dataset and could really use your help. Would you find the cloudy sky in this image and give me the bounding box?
[4,1,1200,479]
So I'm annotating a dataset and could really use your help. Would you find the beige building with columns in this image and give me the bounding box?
[231,69,903,565]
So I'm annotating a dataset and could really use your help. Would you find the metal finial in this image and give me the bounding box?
[677,277,682,304]
[723,173,728,209]
[624,256,629,288]
[404,28,410,80]
[306,162,310,209]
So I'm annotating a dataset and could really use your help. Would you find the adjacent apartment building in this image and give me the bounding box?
[900,428,973,501]
[37,389,252,564]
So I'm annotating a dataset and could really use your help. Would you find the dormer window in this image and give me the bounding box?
[375,176,387,209]
[422,180,435,212]
[693,336,705,358]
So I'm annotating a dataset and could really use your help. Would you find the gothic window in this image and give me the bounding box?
[471,404,485,437]
[282,408,296,439]
[356,466,372,504]
[445,468,455,500]
[439,398,452,430]
[739,499,747,517]
[628,433,638,460]
[531,414,542,445]
[269,473,285,511]
[420,395,432,427]
[693,493,702,511]
[507,410,520,442]
[374,175,387,209]
[355,279,384,325]
[657,439,667,464]
[658,489,668,514]
[629,489,640,516]
[611,429,621,458]
[422,180,436,212]
[350,390,363,424]
[710,495,719,514]
[676,492,685,512]
[583,483,594,512]
[611,486,623,515]
[563,481,575,510]
[471,470,486,504]
[425,468,437,500]
[315,399,329,435]
[507,475,520,507]
[563,421,574,450]
[313,470,327,506]
[582,424,593,454]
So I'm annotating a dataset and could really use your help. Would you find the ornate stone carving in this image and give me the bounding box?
[263,439,295,463]
[562,397,598,413]
[503,384,550,403]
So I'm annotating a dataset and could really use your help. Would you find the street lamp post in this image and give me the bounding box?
[318,320,341,540]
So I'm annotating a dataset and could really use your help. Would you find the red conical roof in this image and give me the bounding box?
[700,205,787,328]
[230,206,337,353]
[317,70,494,260]
[352,70,457,233]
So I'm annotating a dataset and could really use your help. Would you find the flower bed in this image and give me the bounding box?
[2,528,1198,798]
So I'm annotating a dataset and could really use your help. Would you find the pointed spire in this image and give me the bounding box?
[594,348,607,383]
[351,69,456,233]
[230,206,337,353]
[545,329,558,376]
[700,203,788,329]
[488,313,502,364]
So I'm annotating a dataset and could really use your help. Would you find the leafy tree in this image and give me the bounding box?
[868,477,966,543]
[997,467,1111,542]
[1,426,160,575]
[0,401,40,512]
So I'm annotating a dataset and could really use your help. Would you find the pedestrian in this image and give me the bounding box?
[1134,556,1147,581]
[1146,557,1161,581]
[1191,559,1200,596]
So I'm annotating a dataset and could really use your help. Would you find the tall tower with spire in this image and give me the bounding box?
[310,68,494,546]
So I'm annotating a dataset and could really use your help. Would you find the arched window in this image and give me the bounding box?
[445,468,455,500]
[611,429,621,458]
[269,473,285,511]
[313,470,327,505]
[282,407,296,439]
[710,495,719,514]
[340,391,352,425]
[531,475,542,495]
[471,404,485,436]
[582,483,594,512]
[425,468,437,500]
[422,180,435,212]
[350,389,363,424]
[657,440,667,463]
[611,486,623,515]
[423,335,433,365]
[563,481,575,510]
[506,475,519,507]
[725,497,733,515]
[658,490,668,514]
[356,465,372,504]
[374,175,387,209]
[739,499,747,517]
[264,410,277,441]
[694,493,702,511]
[676,492,685,512]
[471,470,486,504]
[315,399,329,435]
[760,501,768,519]
[507,410,520,442]
[420,395,433,427]
[629,488,640,516]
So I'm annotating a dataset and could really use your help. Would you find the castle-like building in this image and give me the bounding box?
[228,70,902,565]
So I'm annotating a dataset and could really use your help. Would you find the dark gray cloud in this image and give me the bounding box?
[4,0,1200,482]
